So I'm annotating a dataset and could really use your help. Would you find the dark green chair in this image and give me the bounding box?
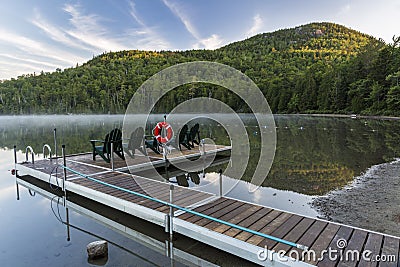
[177,124,191,151]
[176,174,189,187]
[126,127,161,157]
[188,172,200,185]
[90,128,125,163]
[188,123,200,148]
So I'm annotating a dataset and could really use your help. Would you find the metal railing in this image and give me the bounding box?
[43,144,52,162]
[25,146,35,164]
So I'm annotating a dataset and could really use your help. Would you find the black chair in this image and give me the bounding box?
[188,172,200,185]
[176,174,189,187]
[177,124,191,151]
[187,123,200,147]
[126,127,161,157]
[90,128,125,163]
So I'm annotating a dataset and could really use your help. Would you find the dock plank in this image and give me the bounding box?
[379,236,400,267]
[317,226,353,267]
[235,209,282,242]
[184,198,236,223]
[193,201,245,227]
[258,214,303,248]
[212,204,264,234]
[286,220,328,261]
[336,229,368,267]
[245,212,292,245]
[358,233,384,267]
[203,203,257,230]
[177,198,229,220]
[272,217,315,253]
[306,223,340,265]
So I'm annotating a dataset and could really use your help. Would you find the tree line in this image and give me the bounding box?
[0,22,399,116]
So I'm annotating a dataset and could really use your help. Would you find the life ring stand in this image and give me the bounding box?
[153,121,174,144]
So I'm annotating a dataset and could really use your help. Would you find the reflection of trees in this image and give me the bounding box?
[1,115,399,196]
[237,116,400,195]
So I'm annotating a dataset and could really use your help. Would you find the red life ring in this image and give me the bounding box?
[153,121,174,144]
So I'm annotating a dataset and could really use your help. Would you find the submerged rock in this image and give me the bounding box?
[87,240,108,259]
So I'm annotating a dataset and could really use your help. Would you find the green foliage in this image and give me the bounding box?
[0,22,399,116]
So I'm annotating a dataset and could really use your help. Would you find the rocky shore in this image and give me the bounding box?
[312,159,400,237]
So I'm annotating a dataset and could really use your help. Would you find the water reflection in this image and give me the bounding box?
[1,115,400,196]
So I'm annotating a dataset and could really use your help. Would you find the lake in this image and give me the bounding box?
[1,114,399,266]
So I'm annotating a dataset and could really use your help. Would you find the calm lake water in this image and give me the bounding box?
[1,114,399,266]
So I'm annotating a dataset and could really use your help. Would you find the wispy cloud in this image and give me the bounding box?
[63,4,129,52]
[246,14,263,37]
[0,53,61,69]
[0,28,84,66]
[192,34,223,49]
[162,0,223,49]
[127,1,170,50]
[31,9,93,52]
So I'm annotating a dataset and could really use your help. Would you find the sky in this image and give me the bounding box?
[0,0,399,80]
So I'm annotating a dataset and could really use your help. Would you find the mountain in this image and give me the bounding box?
[1,22,399,115]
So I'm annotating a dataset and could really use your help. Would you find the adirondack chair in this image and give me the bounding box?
[125,127,161,157]
[90,128,125,163]
[176,174,189,187]
[177,124,191,151]
[187,123,200,148]
[188,172,200,185]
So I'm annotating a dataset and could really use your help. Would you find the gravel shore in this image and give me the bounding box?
[312,159,400,237]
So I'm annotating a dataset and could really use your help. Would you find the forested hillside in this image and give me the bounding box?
[0,22,399,115]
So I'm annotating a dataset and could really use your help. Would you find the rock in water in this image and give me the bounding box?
[87,240,108,259]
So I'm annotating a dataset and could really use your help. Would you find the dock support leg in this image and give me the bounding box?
[62,145,67,206]
[13,145,20,200]
[66,207,71,241]
[169,184,174,240]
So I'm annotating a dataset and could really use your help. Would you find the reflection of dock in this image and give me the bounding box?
[15,145,400,266]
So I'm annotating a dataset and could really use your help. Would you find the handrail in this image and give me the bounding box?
[43,144,52,162]
[25,146,35,164]
[59,164,308,251]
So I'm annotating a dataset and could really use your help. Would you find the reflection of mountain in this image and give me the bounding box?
[1,115,399,196]
[240,116,400,195]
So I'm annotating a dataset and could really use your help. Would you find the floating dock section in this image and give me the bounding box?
[14,145,400,266]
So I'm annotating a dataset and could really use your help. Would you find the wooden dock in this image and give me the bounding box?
[14,145,400,266]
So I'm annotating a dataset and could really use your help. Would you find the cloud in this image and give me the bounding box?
[193,34,223,50]
[162,0,200,39]
[162,0,223,49]
[0,53,60,69]
[31,9,93,52]
[63,4,129,52]
[127,1,170,50]
[0,28,84,66]
[246,14,263,37]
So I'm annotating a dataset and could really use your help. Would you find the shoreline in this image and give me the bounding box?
[0,113,399,121]
[312,159,400,237]
[278,113,400,121]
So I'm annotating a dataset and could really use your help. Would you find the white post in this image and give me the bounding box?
[219,169,223,197]
[53,128,57,161]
